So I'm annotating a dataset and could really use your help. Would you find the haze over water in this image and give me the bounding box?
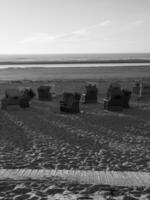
[0,53,150,81]
[0,53,150,69]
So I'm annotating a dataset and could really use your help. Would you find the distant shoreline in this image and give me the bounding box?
[0,59,150,65]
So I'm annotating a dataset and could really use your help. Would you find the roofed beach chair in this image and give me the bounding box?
[132,81,150,98]
[37,85,52,101]
[19,87,36,100]
[82,82,98,104]
[1,87,35,109]
[132,81,140,95]
[60,92,81,113]
[139,82,150,98]
[18,87,36,108]
[104,82,124,111]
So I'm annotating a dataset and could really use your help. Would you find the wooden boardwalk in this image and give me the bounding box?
[0,169,149,186]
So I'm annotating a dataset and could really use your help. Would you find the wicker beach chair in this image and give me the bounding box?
[83,83,98,104]
[37,85,52,101]
[60,92,81,113]
[1,87,35,109]
[104,82,124,111]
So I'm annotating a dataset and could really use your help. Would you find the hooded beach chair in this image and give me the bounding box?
[83,83,98,104]
[60,92,81,113]
[37,85,52,101]
[132,81,140,95]
[18,87,36,108]
[104,82,124,111]
[1,87,35,109]
[139,82,150,98]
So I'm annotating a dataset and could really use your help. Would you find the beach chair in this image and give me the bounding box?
[132,81,140,95]
[1,87,35,109]
[19,87,36,100]
[104,82,124,111]
[139,82,150,98]
[132,81,150,98]
[37,85,52,101]
[1,89,20,109]
[83,83,98,103]
[60,92,81,113]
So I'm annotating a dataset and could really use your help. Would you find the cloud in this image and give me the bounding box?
[20,33,55,44]
[97,20,112,27]
[19,31,87,44]
[131,20,145,25]
[19,20,112,44]
[130,19,150,26]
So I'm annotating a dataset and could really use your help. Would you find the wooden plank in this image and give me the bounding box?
[130,172,144,186]
[8,169,20,179]
[105,171,112,185]
[87,170,94,183]
[72,170,80,182]
[16,169,26,177]
[92,170,98,183]
[22,169,33,178]
[122,172,138,186]
[96,170,103,185]
[137,172,150,186]
[2,169,11,178]
[47,169,54,177]
[62,170,70,179]
[35,169,43,178]
[36,169,46,178]
[76,170,85,183]
[0,169,149,187]
[30,169,39,178]
[98,171,108,185]
[119,172,132,186]
[111,171,127,186]
[93,171,101,185]
[0,169,7,177]
[105,171,114,185]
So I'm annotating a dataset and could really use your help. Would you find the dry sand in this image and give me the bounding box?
[0,78,150,199]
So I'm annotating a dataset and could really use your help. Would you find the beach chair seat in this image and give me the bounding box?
[60,92,81,113]
[104,96,123,111]
[19,96,30,108]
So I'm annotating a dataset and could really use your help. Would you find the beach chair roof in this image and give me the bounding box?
[5,88,21,97]
[86,82,97,86]
[18,87,31,93]
[38,85,51,91]
[110,81,121,88]
[18,86,31,90]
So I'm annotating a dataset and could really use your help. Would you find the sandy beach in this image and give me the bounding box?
[0,75,150,199]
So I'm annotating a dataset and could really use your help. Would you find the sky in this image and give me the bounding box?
[0,0,150,54]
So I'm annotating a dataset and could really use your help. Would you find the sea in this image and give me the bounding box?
[0,53,150,80]
[0,53,150,68]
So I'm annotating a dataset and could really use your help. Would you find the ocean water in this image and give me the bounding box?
[0,53,150,80]
[0,53,150,68]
